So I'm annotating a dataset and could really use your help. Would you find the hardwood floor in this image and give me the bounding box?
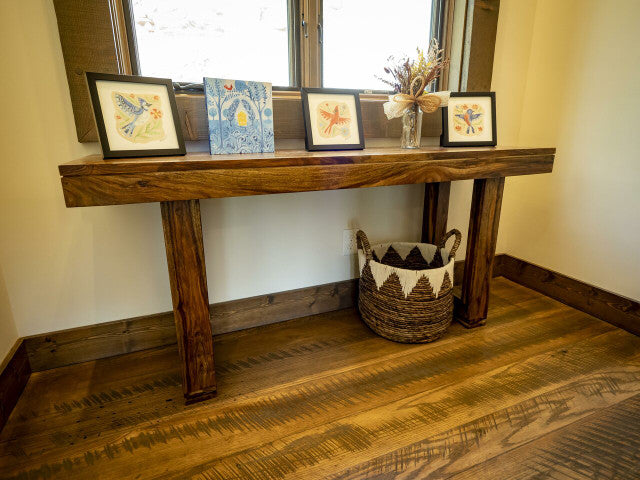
[1,278,639,479]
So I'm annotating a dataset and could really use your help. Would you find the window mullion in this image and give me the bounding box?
[288,0,302,87]
[109,0,135,75]
[300,0,322,87]
[317,0,323,87]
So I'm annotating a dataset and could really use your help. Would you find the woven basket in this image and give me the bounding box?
[356,229,462,343]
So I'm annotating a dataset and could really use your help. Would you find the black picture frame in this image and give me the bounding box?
[301,88,365,151]
[441,92,497,147]
[86,72,186,159]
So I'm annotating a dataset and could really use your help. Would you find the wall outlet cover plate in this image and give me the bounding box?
[343,229,358,255]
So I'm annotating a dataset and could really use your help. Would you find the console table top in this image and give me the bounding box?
[59,146,555,207]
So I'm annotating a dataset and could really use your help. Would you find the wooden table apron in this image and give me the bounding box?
[59,147,555,402]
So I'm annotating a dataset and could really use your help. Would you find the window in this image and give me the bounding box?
[127,0,294,86]
[125,0,439,90]
[322,1,434,90]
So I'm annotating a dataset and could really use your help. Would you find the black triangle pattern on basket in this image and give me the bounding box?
[358,237,458,299]
[380,246,405,268]
[377,245,443,270]
[361,263,452,301]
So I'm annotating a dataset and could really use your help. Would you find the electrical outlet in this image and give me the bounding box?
[343,229,358,255]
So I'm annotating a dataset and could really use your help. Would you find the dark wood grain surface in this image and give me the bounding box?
[24,278,359,372]
[501,254,640,336]
[458,177,505,327]
[59,147,555,176]
[0,341,31,433]
[161,200,216,402]
[421,182,451,244]
[59,147,554,207]
[1,278,639,478]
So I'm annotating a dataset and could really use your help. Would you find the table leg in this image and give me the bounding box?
[161,199,216,403]
[422,182,451,244]
[457,177,505,328]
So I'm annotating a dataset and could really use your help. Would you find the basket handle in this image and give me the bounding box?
[438,229,462,260]
[356,230,373,261]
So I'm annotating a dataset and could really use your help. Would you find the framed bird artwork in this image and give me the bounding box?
[85,72,186,159]
[441,92,497,147]
[301,88,365,151]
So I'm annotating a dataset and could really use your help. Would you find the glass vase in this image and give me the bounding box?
[400,104,423,149]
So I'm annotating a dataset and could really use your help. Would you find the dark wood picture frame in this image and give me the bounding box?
[86,72,186,159]
[301,88,365,151]
[441,92,497,147]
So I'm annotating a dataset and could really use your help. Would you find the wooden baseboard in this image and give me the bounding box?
[24,278,359,371]
[21,253,638,374]
[22,259,469,372]
[0,340,31,432]
[500,254,640,336]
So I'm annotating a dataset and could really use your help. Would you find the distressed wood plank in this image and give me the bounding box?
[457,177,505,327]
[23,279,358,372]
[501,254,640,336]
[0,285,585,455]
[178,330,640,480]
[449,393,640,479]
[0,341,31,433]
[59,147,555,177]
[161,200,216,402]
[422,181,451,244]
[332,376,640,480]
[9,328,626,479]
[60,152,553,207]
[3,280,640,479]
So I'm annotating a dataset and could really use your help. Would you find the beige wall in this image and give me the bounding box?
[494,0,640,300]
[0,0,637,346]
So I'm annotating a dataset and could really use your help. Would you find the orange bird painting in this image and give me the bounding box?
[319,105,350,135]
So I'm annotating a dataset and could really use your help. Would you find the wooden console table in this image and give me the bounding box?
[59,146,555,403]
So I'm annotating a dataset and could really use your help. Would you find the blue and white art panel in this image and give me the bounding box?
[204,77,274,154]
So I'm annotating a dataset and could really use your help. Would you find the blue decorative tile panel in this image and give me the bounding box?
[204,77,274,154]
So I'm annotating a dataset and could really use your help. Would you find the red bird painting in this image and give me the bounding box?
[223,83,233,91]
[319,105,350,135]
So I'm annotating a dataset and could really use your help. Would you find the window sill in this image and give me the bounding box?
[174,92,441,142]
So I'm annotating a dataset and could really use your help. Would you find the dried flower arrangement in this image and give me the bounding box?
[377,38,449,96]
[378,39,450,148]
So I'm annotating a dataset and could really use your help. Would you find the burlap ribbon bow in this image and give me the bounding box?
[383,75,450,120]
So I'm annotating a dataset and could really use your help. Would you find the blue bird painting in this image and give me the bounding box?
[111,92,165,143]
[454,108,482,134]
[115,94,151,136]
